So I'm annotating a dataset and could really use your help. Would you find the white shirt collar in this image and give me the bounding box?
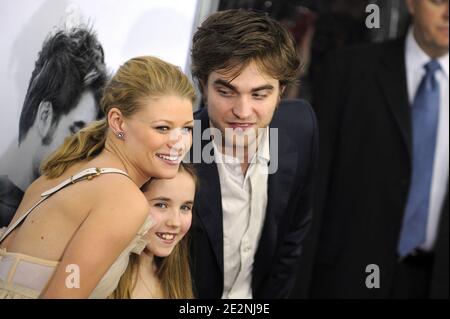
[406,26,449,79]
[257,127,270,164]
[212,127,270,165]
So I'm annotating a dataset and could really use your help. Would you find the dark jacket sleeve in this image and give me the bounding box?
[309,51,349,267]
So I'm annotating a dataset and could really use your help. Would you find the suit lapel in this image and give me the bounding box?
[254,111,299,282]
[194,109,224,274]
[430,185,449,297]
[376,38,412,159]
[266,125,298,224]
[195,161,224,274]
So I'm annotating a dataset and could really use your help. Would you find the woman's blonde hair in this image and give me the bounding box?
[112,163,198,299]
[40,56,196,178]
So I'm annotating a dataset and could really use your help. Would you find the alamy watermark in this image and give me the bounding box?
[170,120,280,174]
[65,264,80,289]
[366,4,380,29]
[365,264,381,289]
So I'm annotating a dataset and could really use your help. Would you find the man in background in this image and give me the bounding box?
[0,27,107,227]
[310,0,448,298]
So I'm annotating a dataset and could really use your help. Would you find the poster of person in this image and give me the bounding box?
[0,0,214,226]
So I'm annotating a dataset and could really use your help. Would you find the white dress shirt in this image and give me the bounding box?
[213,128,270,299]
[405,27,449,251]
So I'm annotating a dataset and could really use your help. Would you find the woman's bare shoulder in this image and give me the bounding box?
[87,173,149,214]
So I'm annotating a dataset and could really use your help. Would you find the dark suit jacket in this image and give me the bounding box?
[309,38,449,298]
[189,99,318,299]
[0,175,24,227]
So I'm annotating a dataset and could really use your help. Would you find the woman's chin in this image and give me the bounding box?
[154,248,173,258]
[152,166,180,179]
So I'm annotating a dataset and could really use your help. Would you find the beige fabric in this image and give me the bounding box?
[0,217,151,299]
[0,167,152,299]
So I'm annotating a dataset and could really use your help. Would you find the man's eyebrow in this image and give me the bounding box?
[251,84,274,92]
[69,121,86,132]
[213,79,237,91]
[213,79,274,93]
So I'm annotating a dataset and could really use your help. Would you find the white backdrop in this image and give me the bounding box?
[0,0,206,155]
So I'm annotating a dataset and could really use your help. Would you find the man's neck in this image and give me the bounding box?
[220,143,258,176]
[240,162,251,176]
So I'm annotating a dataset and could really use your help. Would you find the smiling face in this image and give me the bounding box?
[407,0,449,57]
[123,95,194,179]
[142,170,195,257]
[203,60,281,153]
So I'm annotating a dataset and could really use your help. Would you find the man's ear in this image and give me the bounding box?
[199,79,208,104]
[279,85,286,100]
[108,107,126,135]
[405,0,415,16]
[199,79,206,93]
[37,101,54,138]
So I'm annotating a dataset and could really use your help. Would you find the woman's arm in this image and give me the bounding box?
[40,183,149,298]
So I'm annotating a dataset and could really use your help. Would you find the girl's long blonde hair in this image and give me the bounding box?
[40,56,196,178]
[112,163,198,299]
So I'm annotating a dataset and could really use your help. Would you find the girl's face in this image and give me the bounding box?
[143,170,195,257]
[123,95,194,180]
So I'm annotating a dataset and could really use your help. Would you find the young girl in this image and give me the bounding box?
[112,163,197,299]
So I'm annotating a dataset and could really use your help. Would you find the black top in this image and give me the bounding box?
[0,175,24,227]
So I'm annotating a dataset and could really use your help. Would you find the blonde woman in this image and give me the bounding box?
[112,163,197,299]
[0,56,196,298]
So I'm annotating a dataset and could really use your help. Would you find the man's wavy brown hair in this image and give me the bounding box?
[191,9,301,91]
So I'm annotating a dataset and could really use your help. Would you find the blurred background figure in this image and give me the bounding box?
[0,27,107,227]
[219,0,410,102]
[309,0,448,298]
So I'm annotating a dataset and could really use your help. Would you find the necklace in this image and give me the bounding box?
[138,271,162,299]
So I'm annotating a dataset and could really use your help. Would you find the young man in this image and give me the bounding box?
[189,9,318,299]
[310,0,448,298]
[0,27,107,227]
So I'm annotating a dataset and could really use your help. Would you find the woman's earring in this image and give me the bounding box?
[116,131,125,140]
